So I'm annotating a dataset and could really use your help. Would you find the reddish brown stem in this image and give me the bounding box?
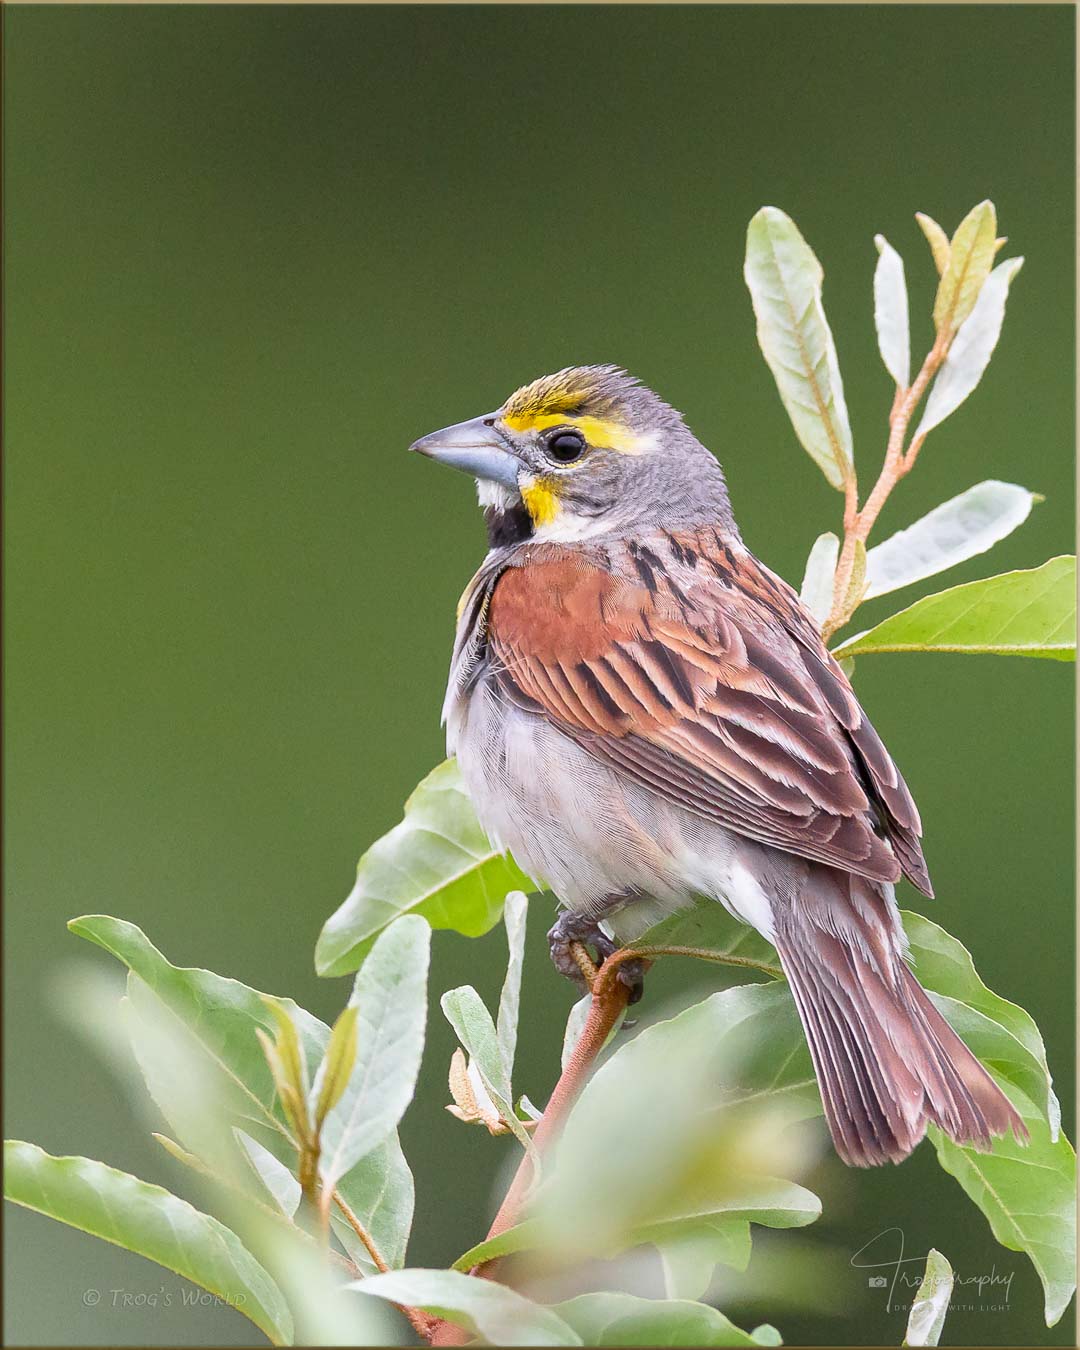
[823,334,951,641]
[482,964,632,1262]
[428,951,633,1345]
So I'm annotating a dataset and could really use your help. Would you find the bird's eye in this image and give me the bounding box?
[546,429,587,464]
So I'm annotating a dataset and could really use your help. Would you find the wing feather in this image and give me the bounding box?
[484,534,931,894]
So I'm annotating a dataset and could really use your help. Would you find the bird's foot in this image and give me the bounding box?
[547,911,646,1005]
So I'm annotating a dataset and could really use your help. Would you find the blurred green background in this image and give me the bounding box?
[4,4,1074,1345]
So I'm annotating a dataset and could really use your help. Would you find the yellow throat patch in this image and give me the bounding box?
[519,476,561,528]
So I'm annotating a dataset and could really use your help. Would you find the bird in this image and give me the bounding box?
[410,364,1026,1167]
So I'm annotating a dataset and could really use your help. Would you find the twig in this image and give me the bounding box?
[316,1182,333,1251]
[625,943,783,981]
[480,949,633,1266]
[333,1188,390,1273]
[333,1189,438,1341]
[822,333,951,640]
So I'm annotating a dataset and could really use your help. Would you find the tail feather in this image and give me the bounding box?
[772,873,1027,1167]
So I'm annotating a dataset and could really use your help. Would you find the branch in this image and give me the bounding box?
[427,945,631,1345]
[331,1188,440,1341]
[627,943,783,980]
[481,951,633,1268]
[427,940,783,1345]
[332,1189,388,1273]
[822,333,951,641]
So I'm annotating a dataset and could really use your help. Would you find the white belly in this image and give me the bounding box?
[447,676,775,943]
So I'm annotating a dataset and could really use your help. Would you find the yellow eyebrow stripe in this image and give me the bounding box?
[501,411,643,454]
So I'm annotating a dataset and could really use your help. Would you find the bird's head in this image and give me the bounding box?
[410,365,737,547]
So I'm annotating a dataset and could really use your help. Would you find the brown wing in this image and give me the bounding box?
[484,533,931,895]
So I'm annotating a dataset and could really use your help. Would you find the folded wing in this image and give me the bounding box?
[484,533,931,895]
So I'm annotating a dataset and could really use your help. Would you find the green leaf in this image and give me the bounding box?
[152,1132,208,1175]
[4,1140,293,1346]
[441,985,533,1152]
[261,997,310,1101]
[798,532,840,628]
[561,995,592,1072]
[915,212,951,276]
[933,200,997,334]
[636,900,1060,1128]
[917,258,1024,436]
[159,1123,411,1293]
[69,915,327,1145]
[268,1232,397,1348]
[629,897,782,976]
[234,1128,302,1219]
[658,1224,748,1300]
[634,900,1074,1321]
[455,1188,812,1293]
[627,1174,820,1250]
[450,1185,806,1300]
[451,1218,545,1272]
[518,1093,543,1122]
[930,1081,1076,1327]
[496,891,529,1083]
[68,914,416,1271]
[744,206,854,490]
[442,986,511,1104]
[873,234,910,388]
[258,999,312,1143]
[865,480,1039,600]
[554,1293,781,1347]
[904,1248,953,1347]
[540,981,819,1264]
[316,758,536,977]
[310,1005,359,1132]
[331,1132,415,1273]
[352,1268,583,1346]
[456,980,818,1297]
[122,971,332,1279]
[903,911,1059,1130]
[629,1176,817,1304]
[319,915,430,1190]
[843,539,868,614]
[122,977,250,1175]
[831,557,1076,659]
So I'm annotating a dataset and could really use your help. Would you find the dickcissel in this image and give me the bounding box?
[411,365,1024,1166]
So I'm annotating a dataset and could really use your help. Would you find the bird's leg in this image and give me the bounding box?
[547,909,647,1005]
[547,911,614,989]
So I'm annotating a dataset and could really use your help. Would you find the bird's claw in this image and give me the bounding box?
[547,912,646,1004]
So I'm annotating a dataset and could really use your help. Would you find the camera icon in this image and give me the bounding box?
[867,1276,888,1288]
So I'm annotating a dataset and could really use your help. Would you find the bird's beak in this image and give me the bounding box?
[409,414,520,490]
